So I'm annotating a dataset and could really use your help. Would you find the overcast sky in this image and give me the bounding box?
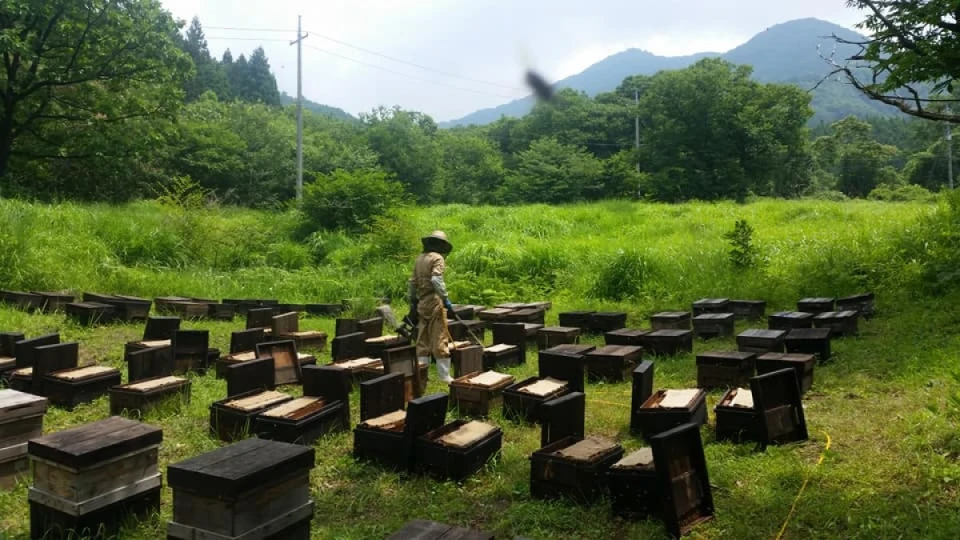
[158,0,866,122]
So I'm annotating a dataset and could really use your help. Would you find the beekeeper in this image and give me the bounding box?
[408,230,456,383]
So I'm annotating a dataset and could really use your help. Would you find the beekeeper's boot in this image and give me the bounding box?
[436,357,453,383]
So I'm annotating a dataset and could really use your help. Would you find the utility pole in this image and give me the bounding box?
[290,16,308,201]
[634,90,640,172]
[947,108,954,190]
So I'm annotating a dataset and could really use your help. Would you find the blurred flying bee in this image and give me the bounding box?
[526,69,554,102]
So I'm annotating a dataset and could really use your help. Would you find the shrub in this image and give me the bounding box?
[301,169,407,232]
[590,249,653,301]
[868,183,938,203]
[724,219,759,269]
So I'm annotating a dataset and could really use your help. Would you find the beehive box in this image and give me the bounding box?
[415,419,503,482]
[585,345,642,383]
[629,362,655,434]
[254,396,348,446]
[836,292,875,319]
[65,302,116,326]
[797,297,836,314]
[696,351,756,389]
[358,317,384,340]
[650,312,692,331]
[714,388,760,442]
[448,319,486,344]
[632,389,708,440]
[45,365,122,410]
[813,311,860,337]
[0,390,48,489]
[353,393,448,471]
[306,303,345,317]
[502,377,570,424]
[692,298,730,316]
[301,365,352,404]
[167,438,314,540]
[692,313,736,339]
[736,329,786,354]
[482,343,522,370]
[225,356,276,398]
[536,326,581,351]
[446,304,476,321]
[165,300,210,320]
[784,328,833,363]
[530,436,624,503]
[209,303,237,321]
[538,344,595,394]
[0,332,24,379]
[729,299,766,321]
[605,328,650,347]
[751,368,809,447]
[209,390,294,442]
[28,417,162,540]
[757,353,815,393]
[364,335,409,359]
[555,311,593,332]
[153,296,193,315]
[1,290,43,311]
[109,376,191,417]
[7,367,33,393]
[449,371,515,417]
[607,448,658,520]
[589,312,628,333]
[32,342,81,397]
[104,294,152,321]
[642,330,694,356]
[451,344,484,379]
[272,312,328,351]
[768,311,815,332]
[358,373,404,424]
[503,308,546,325]
[387,520,494,540]
[246,307,276,333]
[171,330,210,375]
[256,340,307,386]
[33,292,75,314]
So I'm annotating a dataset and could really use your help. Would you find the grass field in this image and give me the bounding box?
[2,198,960,539]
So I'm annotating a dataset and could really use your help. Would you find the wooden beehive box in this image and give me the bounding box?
[387,520,494,540]
[813,310,860,337]
[836,292,875,319]
[692,298,730,316]
[530,436,624,503]
[153,296,192,315]
[0,332,23,378]
[143,316,181,341]
[0,390,48,490]
[332,331,366,364]
[127,345,175,385]
[558,311,595,331]
[256,340,310,386]
[590,312,628,333]
[502,377,570,424]
[167,438,315,540]
[359,372,404,424]
[364,334,409,359]
[736,329,786,354]
[632,389,707,440]
[714,388,760,442]
[331,357,383,383]
[65,302,116,326]
[171,329,210,375]
[692,313,736,339]
[607,447,659,520]
[651,311,692,331]
[225,356,276,398]
[353,393,448,471]
[642,330,693,356]
[605,328,649,347]
[209,390,294,442]
[382,345,426,402]
[757,353,815,393]
[538,344,595,393]
[124,338,171,360]
[495,302,529,311]
[540,392,585,449]
[33,292,75,314]
[14,333,60,370]
[358,317,384,340]
[254,396,348,446]
[751,368,809,448]
[7,367,33,393]
[730,299,766,321]
[209,302,236,321]
[272,312,328,351]
[696,351,756,389]
[32,342,80,397]
[168,300,211,319]
[28,417,162,540]
[305,303,344,317]
[797,297,836,314]
[446,304,476,320]
[109,376,191,417]
[477,308,516,326]
[45,365,122,410]
[106,294,152,321]
[585,345,642,383]
[448,319,486,344]
[630,361,655,434]
[482,343,522,370]
[1,290,43,311]
[784,328,833,363]
[246,307,275,334]
[302,364,352,402]
[768,311,815,332]
[503,308,546,325]
[415,418,503,482]
[536,326,581,350]
[452,344,484,379]
[449,371,515,417]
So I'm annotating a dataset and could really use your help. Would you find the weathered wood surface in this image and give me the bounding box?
[256,341,302,386]
[28,416,162,471]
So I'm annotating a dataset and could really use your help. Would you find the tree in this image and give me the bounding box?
[501,137,604,204]
[436,130,505,204]
[360,106,440,202]
[812,116,900,197]
[181,17,230,102]
[245,47,281,106]
[830,0,960,122]
[0,0,192,180]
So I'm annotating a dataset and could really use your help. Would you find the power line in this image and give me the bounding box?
[206,26,297,33]
[206,37,292,42]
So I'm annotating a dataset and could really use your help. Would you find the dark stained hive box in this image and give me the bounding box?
[65,302,116,326]
[539,392,585,448]
[387,519,494,540]
[225,356,275,397]
[331,357,384,384]
[797,297,836,314]
[714,388,760,443]
[477,308,516,326]
[730,299,766,321]
[256,340,310,386]
[32,342,80,397]
[605,328,650,346]
[246,307,276,334]
[8,367,33,393]
[522,322,545,340]
[153,296,193,314]
[109,376,191,417]
[335,318,360,337]
[210,302,237,321]
[28,416,162,540]
[451,344,484,379]
[836,292,875,319]
[607,447,658,520]
[210,390,294,442]
[696,351,756,389]
[415,418,503,482]
[632,389,708,440]
[813,310,860,337]
[692,298,730,316]
[693,313,736,339]
[44,365,122,410]
[1,290,43,311]
[530,436,624,503]
[448,319,486,344]
[163,300,210,319]
[353,393,448,471]
[103,294,152,321]
[736,329,786,354]
[301,364,352,403]
[13,332,59,369]
[483,343,522,370]
[33,292,75,313]
[332,331,366,362]
[585,345,642,383]
[558,311,595,331]
[449,371,515,417]
[143,316,181,341]
[590,312,628,333]
[629,361,655,435]
[651,311,692,331]
[358,317,384,340]
[503,308,546,325]
[784,328,833,363]
[768,311,815,331]
[757,353,816,394]
[275,303,307,314]
[503,377,570,424]
[492,322,528,359]
[536,326,581,350]
[254,396,348,446]
[167,437,315,540]
[446,304,476,320]
[751,368,809,448]
[0,390,48,489]
[0,331,24,379]
[172,329,210,375]
[364,334,409,359]
[538,344,595,393]
[358,372,404,424]
[305,303,344,316]
[272,311,328,351]
[123,338,171,360]
[495,302,530,310]
[381,345,425,402]
[642,330,694,356]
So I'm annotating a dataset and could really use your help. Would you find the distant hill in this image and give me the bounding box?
[280,92,356,122]
[442,18,896,127]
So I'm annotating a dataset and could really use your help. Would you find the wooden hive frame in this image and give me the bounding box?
[256,340,307,386]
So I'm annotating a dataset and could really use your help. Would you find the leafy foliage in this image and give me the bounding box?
[301,169,407,232]
[724,219,759,269]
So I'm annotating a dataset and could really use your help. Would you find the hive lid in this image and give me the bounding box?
[260,397,325,420]
[520,378,566,397]
[0,389,48,419]
[728,389,754,409]
[437,421,497,448]
[51,365,117,381]
[227,351,258,362]
[29,416,162,470]
[484,344,515,354]
[612,447,654,470]
[125,376,185,392]
[167,437,314,498]
[658,389,700,409]
[554,436,619,462]
[466,371,513,387]
[361,409,406,430]
[224,390,290,412]
[138,339,171,348]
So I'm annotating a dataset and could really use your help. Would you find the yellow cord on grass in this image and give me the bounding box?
[775,431,832,540]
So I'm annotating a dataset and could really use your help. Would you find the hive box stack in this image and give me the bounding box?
[530,436,625,503]
[0,390,48,489]
[167,438,315,540]
[27,417,162,539]
[632,389,708,440]
[210,390,294,442]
